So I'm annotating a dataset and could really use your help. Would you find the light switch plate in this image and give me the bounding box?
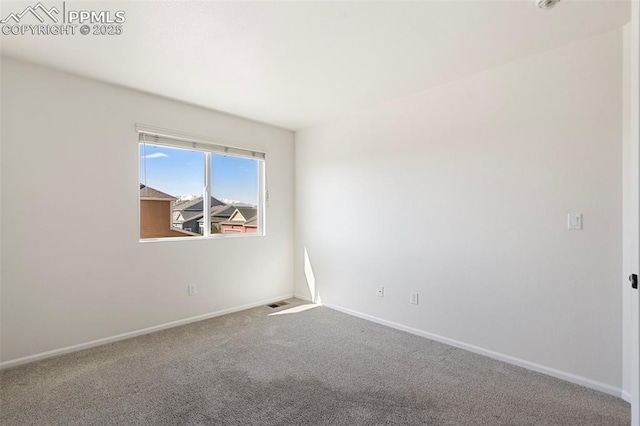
[567,213,582,230]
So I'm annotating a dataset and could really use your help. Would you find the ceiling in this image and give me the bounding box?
[0,0,631,130]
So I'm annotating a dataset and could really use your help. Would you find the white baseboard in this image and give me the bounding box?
[293,292,314,302]
[0,293,294,370]
[2,294,628,403]
[324,302,625,400]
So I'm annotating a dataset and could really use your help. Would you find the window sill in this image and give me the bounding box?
[139,233,265,243]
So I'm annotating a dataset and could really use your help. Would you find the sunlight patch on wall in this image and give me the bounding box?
[304,247,321,303]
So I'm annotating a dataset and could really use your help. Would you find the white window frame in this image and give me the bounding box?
[137,125,267,242]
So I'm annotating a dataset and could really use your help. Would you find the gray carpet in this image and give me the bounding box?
[0,298,630,425]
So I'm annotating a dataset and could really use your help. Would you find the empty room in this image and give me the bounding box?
[1,0,639,424]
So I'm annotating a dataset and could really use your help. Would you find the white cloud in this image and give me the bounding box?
[143,152,168,159]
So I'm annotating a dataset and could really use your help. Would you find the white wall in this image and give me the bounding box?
[295,29,623,391]
[0,57,295,363]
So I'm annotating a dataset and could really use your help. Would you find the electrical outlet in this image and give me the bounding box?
[188,284,197,296]
[377,286,384,297]
[410,292,419,305]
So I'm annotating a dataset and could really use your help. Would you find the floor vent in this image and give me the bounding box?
[267,301,289,308]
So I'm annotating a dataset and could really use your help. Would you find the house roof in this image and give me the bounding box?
[212,205,235,218]
[174,197,232,224]
[181,210,205,222]
[140,184,176,200]
[193,206,237,225]
[222,207,258,225]
[173,197,201,211]
[244,216,258,227]
[231,207,257,222]
[173,196,227,212]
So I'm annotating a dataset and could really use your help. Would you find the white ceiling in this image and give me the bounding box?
[0,0,630,130]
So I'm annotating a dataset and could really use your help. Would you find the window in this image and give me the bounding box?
[138,128,265,240]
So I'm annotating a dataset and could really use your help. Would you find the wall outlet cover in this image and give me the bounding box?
[567,213,582,230]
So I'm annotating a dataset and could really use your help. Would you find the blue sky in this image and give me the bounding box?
[139,144,258,204]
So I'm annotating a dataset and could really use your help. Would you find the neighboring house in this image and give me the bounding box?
[220,207,258,234]
[172,197,205,232]
[195,205,237,234]
[210,205,237,233]
[140,184,200,238]
[173,196,229,234]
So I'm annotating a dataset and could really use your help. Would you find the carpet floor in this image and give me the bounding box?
[0,298,630,425]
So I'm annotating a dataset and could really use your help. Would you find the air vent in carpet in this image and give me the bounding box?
[267,301,289,308]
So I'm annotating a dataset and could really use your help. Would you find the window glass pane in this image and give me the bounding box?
[139,144,204,238]
[210,154,260,235]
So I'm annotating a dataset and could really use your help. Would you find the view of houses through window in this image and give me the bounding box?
[139,142,262,240]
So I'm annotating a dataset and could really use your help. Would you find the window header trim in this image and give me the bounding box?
[136,124,266,160]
